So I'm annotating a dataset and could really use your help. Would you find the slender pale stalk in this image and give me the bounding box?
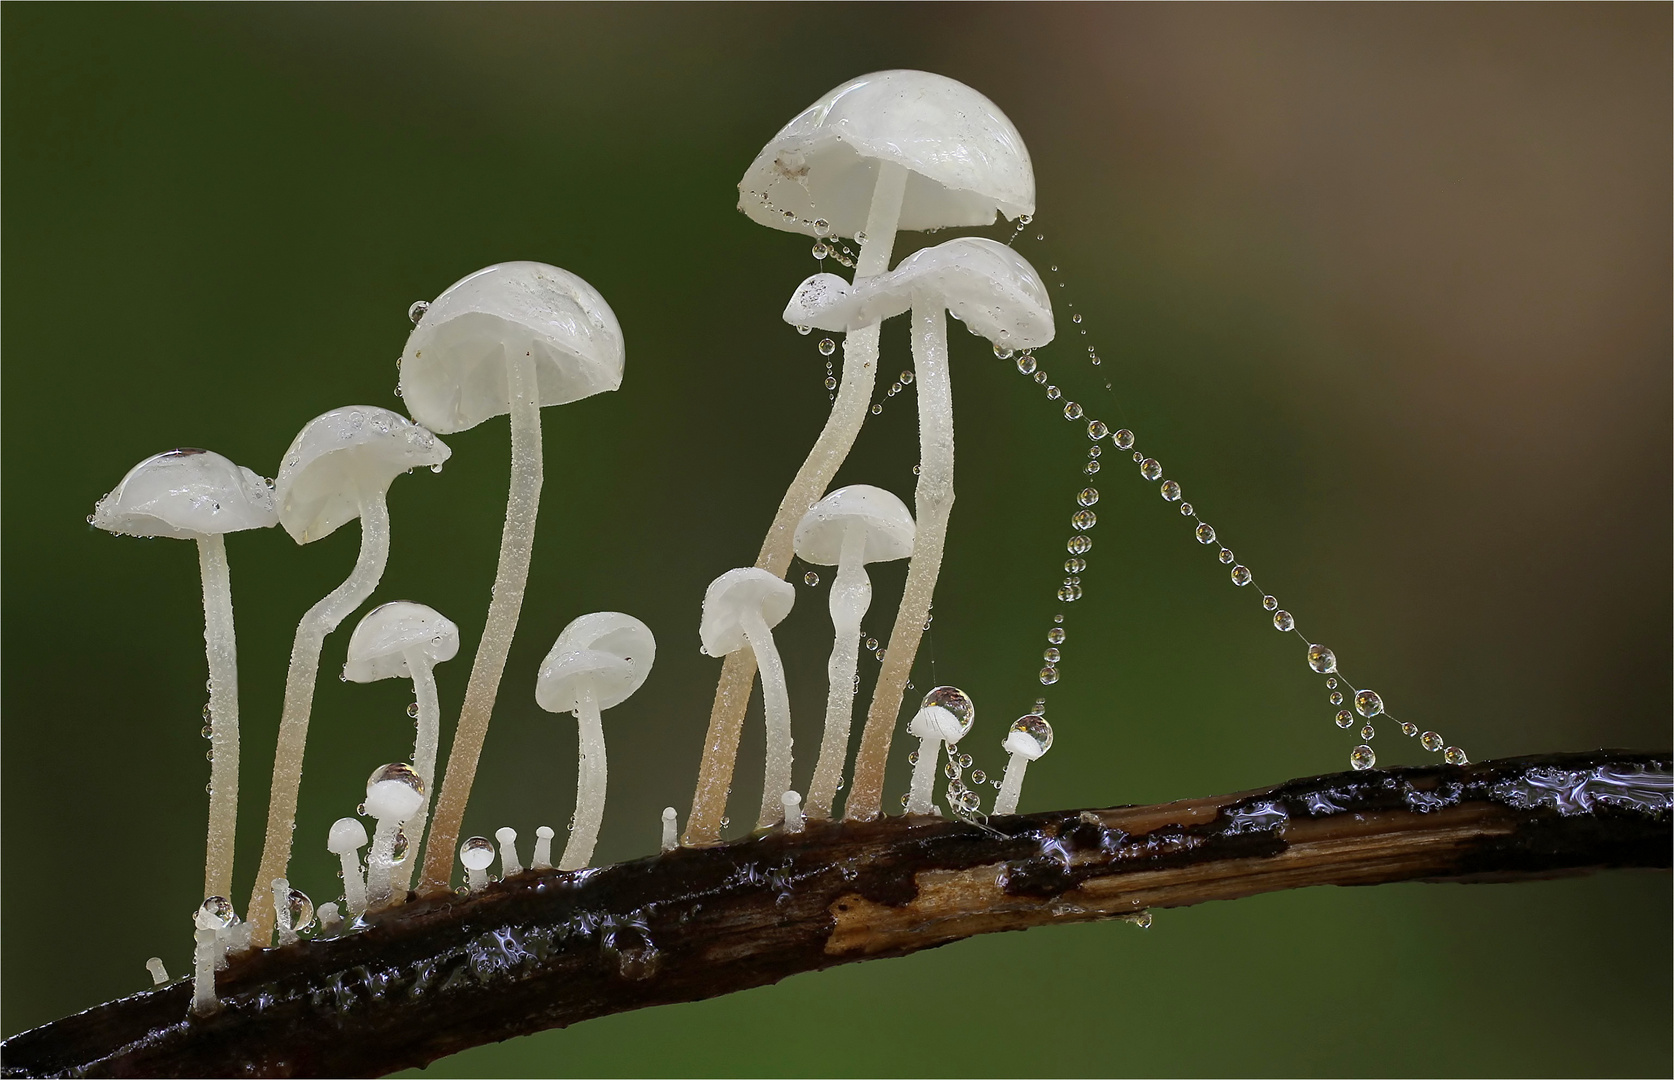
[191,927,219,1016]
[366,818,404,909]
[905,733,944,815]
[247,497,391,942]
[394,648,440,894]
[337,848,367,918]
[272,878,296,946]
[993,753,1030,816]
[532,827,555,870]
[746,608,795,828]
[806,524,872,819]
[496,828,523,877]
[849,297,954,820]
[659,808,678,852]
[782,790,804,832]
[196,533,239,902]
[685,162,907,845]
[421,347,543,893]
[558,683,607,870]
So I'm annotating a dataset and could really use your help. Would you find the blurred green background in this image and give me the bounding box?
[4,4,1669,1076]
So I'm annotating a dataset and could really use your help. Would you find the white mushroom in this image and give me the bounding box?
[342,601,460,894]
[145,958,169,986]
[401,262,625,895]
[495,827,523,878]
[190,896,235,1016]
[246,407,448,942]
[326,817,370,919]
[691,71,1036,846]
[459,836,495,893]
[659,808,679,853]
[531,826,555,870]
[699,569,797,828]
[993,714,1053,816]
[362,763,427,910]
[536,612,656,870]
[91,448,277,904]
[904,686,976,815]
[782,791,805,834]
[792,485,915,819]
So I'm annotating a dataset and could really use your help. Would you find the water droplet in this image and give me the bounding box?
[1159,480,1182,502]
[1350,745,1376,771]
[1218,548,1235,565]
[1084,461,1101,475]
[803,571,820,586]
[1273,610,1295,631]
[430,462,443,473]
[406,702,420,719]
[287,889,315,933]
[993,343,1014,360]
[1229,565,1251,586]
[957,753,974,769]
[1139,458,1162,481]
[1354,690,1383,718]
[1178,502,1194,515]
[1016,355,1037,375]
[196,896,236,929]
[898,370,915,386]
[1444,747,1469,765]
[201,724,213,739]
[1195,523,1216,544]
[1113,429,1135,450]
[812,241,830,259]
[1326,677,1338,689]
[1047,627,1066,644]
[1077,487,1099,507]
[970,769,987,784]
[1400,722,1418,737]
[920,686,975,736]
[1044,647,1061,663]
[202,704,213,721]
[797,325,812,336]
[1056,584,1082,602]
[1038,666,1060,685]
[1046,386,1062,400]
[407,300,429,324]
[1088,445,1102,458]
[1330,691,1344,705]
[864,637,879,652]
[854,231,867,243]
[1071,510,1096,531]
[1054,613,1064,624]
[824,376,838,390]
[1308,645,1338,674]
[1420,731,1444,752]
[870,404,882,415]
[460,836,495,870]
[817,337,836,357]
[1063,402,1084,421]
[1263,595,1278,611]
[812,218,830,235]
[1335,710,1354,728]
[907,749,920,765]
[1067,535,1092,554]
[1086,420,1109,441]
[1064,557,1086,573]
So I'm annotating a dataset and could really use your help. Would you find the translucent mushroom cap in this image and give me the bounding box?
[343,601,461,683]
[399,261,625,435]
[699,568,795,657]
[793,484,916,566]
[91,449,278,540]
[1004,714,1053,760]
[535,611,657,714]
[738,70,1035,238]
[364,763,425,821]
[908,704,968,744]
[327,817,369,855]
[459,837,495,871]
[784,237,1054,352]
[275,406,450,544]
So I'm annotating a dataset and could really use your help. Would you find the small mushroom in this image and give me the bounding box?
[190,896,236,1016]
[362,763,427,910]
[992,714,1053,816]
[316,903,343,936]
[459,836,495,893]
[536,612,656,870]
[782,791,805,834]
[247,406,448,942]
[691,71,1037,847]
[145,958,169,986]
[659,808,679,853]
[400,262,625,895]
[904,686,976,815]
[269,877,315,947]
[495,827,523,878]
[342,601,460,894]
[326,817,370,919]
[531,826,556,870]
[792,485,915,819]
[699,569,797,828]
[91,448,278,904]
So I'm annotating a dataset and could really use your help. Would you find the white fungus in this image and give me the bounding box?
[316,902,343,935]
[495,827,523,878]
[460,836,495,893]
[660,807,679,853]
[531,826,556,871]
[191,897,235,1016]
[699,569,797,828]
[782,791,805,833]
[326,816,370,919]
[362,763,427,910]
[905,687,977,815]
[993,714,1054,816]
[146,957,169,986]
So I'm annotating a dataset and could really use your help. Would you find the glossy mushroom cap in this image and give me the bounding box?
[793,484,916,566]
[738,70,1035,238]
[699,568,796,658]
[92,448,278,540]
[1004,714,1053,760]
[784,237,1054,353]
[343,602,460,683]
[908,704,968,743]
[535,612,657,714]
[363,763,425,820]
[275,406,450,544]
[326,817,368,856]
[399,261,625,435]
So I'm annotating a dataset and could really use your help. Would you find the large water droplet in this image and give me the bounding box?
[1043,647,1061,663]
[1077,487,1099,507]
[460,836,495,870]
[1071,510,1096,531]
[1273,610,1295,631]
[1067,535,1092,555]
[196,896,236,930]
[1354,690,1383,718]
[1007,714,1053,756]
[1087,420,1109,441]
[921,686,976,737]
[1084,460,1100,475]
[818,338,836,356]
[1139,458,1162,481]
[1335,710,1354,728]
[1308,645,1338,674]
[1016,355,1037,375]
[993,343,1014,360]
[1420,731,1444,752]
[287,889,315,933]
[1350,745,1376,771]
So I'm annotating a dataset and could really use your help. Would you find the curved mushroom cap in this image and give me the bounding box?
[364,763,425,820]
[907,704,968,744]
[738,70,1034,238]
[784,237,1054,352]
[327,817,368,855]
[793,484,916,567]
[275,406,450,544]
[92,449,278,540]
[699,568,795,657]
[400,262,625,435]
[343,601,460,683]
[1004,713,1053,760]
[536,611,657,714]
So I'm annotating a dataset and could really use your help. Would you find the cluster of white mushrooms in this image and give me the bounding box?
[95,70,1069,1014]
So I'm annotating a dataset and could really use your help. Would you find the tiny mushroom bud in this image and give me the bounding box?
[531,826,556,871]
[904,686,976,815]
[146,958,169,986]
[191,896,235,1015]
[459,837,495,893]
[537,613,657,870]
[660,807,679,853]
[993,714,1054,816]
[495,827,523,878]
[362,763,426,910]
[782,791,805,833]
[793,484,915,819]
[316,902,343,935]
[270,878,295,946]
[326,817,370,919]
[699,569,797,828]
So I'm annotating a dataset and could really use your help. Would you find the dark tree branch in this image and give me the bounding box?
[4,749,1668,1078]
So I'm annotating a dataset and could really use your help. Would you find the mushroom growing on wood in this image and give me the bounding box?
[246,407,449,942]
[91,448,278,905]
[699,569,797,829]
[904,686,976,815]
[792,484,915,819]
[536,612,656,870]
[993,713,1053,816]
[401,261,625,895]
[362,763,426,910]
[690,70,1036,846]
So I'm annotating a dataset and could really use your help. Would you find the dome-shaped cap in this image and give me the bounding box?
[536,611,656,714]
[738,70,1035,238]
[327,817,368,855]
[364,762,425,820]
[400,261,625,435]
[275,406,450,544]
[908,704,968,744]
[92,449,278,540]
[699,568,795,657]
[343,601,460,683]
[793,484,916,566]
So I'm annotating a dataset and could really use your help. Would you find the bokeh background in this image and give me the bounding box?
[4,5,1669,1076]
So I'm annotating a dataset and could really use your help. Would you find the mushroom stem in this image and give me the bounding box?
[394,649,440,895]
[247,497,391,943]
[660,808,678,852]
[191,927,219,1016]
[271,878,296,947]
[849,298,955,820]
[993,752,1030,816]
[558,683,608,870]
[905,733,944,815]
[422,346,543,893]
[685,163,906,846]
[366,818,404,910]
[531,826,555,870]
[744,608,795,828]
[782,790,805,833]
[195,533,240,903]
[806,523,873,820]
[337,848,367,919]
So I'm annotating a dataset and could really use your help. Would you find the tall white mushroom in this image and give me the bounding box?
[246,406,449,942]
[904,686,976,815]
[699,568,797,828]
[342,601,460,894]
[787,237,1054,819]
[401,261,625,895]
[535,612,656,870]
[91,448,278,904]
[690,70,1035,845]
[792,485,915,819]
[993,714,1053,816]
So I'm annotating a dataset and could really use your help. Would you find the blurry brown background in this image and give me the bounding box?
[4,4,1669,1076]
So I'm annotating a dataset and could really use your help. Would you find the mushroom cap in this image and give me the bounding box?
[907,704,968,744]
[1004,714,1053,760]
[275,406,450,544]
[699,568,795,658]
[783,237,1054,351]
[327,817,369,855]
[343,601,460,683]
[738,70,1034,238]
[536,611,656,714]
[364,762,425,821]
[400,261,625,435]
[92,448,278,540]
[793,484,916,567]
